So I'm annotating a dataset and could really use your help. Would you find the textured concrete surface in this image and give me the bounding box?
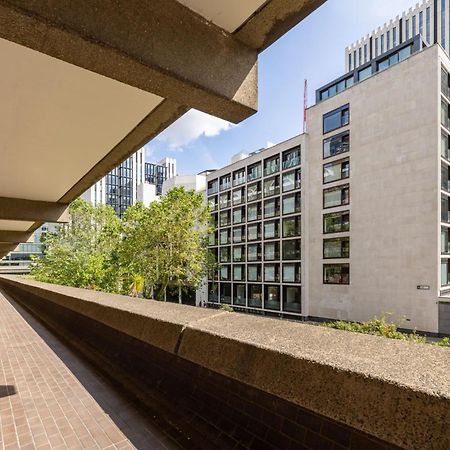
[1,276,449,449]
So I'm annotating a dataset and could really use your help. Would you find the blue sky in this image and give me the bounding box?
[145,0,414,174]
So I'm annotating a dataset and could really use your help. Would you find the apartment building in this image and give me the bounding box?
[204,39,450,335]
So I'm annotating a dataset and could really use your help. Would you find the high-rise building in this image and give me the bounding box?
[203,36,450,335]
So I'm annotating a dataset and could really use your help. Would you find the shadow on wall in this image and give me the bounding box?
[0,385,16,398]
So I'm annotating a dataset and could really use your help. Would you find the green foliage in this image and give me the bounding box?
[323,315,450,346]
[219,304,234,312]
[32,198,121,292]
[129,273,145,297]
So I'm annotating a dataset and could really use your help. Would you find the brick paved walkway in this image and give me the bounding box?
[0,291,181,450]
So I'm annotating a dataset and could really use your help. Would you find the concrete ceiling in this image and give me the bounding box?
[0,0,326,258]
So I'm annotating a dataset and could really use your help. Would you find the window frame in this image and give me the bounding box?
[323,104,350,134]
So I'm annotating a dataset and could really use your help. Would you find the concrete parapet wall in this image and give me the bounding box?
[0,275,448,450]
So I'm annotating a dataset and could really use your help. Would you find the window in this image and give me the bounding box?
[220,283,232,303]
[264,155,280,176]
[247,224,261,242]
[358,47,362,66]
[398,45,412,61]
[233,265,245,281]
[264,242,279,261]
[349,52,352,70]
[208,283,218,302]
[247,243,262,261]
[233,187,245,205]
[386,30,391,50]
[324,237,350,259]
[405,19,410,40]
[323,132,349,159]
[220,265,230,280]
[264,198,280,218]
[282,169,301,192]
[426,7,431,43]
[220,174,231,191]
[323,105,349,134]
[283,263,301,283]
[419,11,423,38]
[220,210,231,226]
[442,0,446,49]
[412,14,417,36]
[282,216,301,238]
[233,226,245,243]
[375,37,379,56]
[442,131,450,161]
[324,211,350,234]
[248,264,262,282]
[219,192,231,210]
[442,67,450,99]
[323,184,350,208]
[247,162,262,182]
[263,176,280,197]
[208,196,218,211]
[220,247,231,263]
[393,26,397,47]
[442,227,450,254]
[208,179,218,195]
[264,220,279,239]
[323,158,350,184]
[324,264,350,285]
[233,284,246,306]
[364,44,367,63]
[264,285,280,310]
[264,264,280,282]
[247,202,261,221]
[248,285,262,308]
[233,168,246,186]
[283,286,301,313]
[358,66,372,82]
[282,193,301,215]
[442,163,450,192]
[247,182,261,202]
[220,229,230,245]
[283,240,301,260]
[320,77,354,101]
[353,50,356,68]
[442,100,449,129]
[282,147,301,169]
[209,230,218,246]
[233,207,245,224]
[442,194,450,222]
[381,34,384,53]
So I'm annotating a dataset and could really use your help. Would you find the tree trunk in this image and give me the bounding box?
[178,285,182,304]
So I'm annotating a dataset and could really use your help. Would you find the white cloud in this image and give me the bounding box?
[156,109,235,150]
[266,141,275,148]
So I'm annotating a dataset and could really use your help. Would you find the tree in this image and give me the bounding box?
[118,187,212,301]
[32,198,122,292]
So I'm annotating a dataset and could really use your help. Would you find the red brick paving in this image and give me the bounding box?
[0,291,180,450]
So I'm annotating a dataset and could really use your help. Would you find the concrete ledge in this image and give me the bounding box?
[0,275,449,449]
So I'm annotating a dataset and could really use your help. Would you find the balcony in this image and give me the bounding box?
[0,276,449,450]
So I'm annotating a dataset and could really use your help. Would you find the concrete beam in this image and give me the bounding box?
[0,0,258,123]
[0,230,33,243]
[0,197,69,223]
[235,0,326,51]
[0,243,17,255]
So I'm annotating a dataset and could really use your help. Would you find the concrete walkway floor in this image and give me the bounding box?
[0,291,183,450]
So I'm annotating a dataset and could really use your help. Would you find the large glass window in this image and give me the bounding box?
[323,211,350,234]
[283,263,301,283]
[248,285,262,308]
[282,147,301,169]
[426,7,431,43]
[283,216,301,238]
[442,163,450,192]
[207,179,218,195]
[264,176,280,197]
[283,286,301,313]
[247,182,261,202]
[264,242,279,261]
[247,243,262,261]
[233,207,245,224]
[233,187,245,205]
[209,230,218,246]
[220,210,231,226]
[442,67,450,100]
[264,155,280,176]
[283,240,301,260]
[220,283,231,303]
[233,265,245,281]
[208,283,218,302]
[441,259,450,286]
[264,285,280,311]
[264,264,280,282]
[442,194,450,222]
[233,168,246,186]
[208,196,218,211]
[323,237,350,259]
[442,131,450,161]
[247,224,261,242]
[282,193,301,215]
[248,264,262,282]
[442,227,450,254]
[219,174,231,191]
[219,192,231,209]
[323,184,350,208]
[324,264,350,285]
[220,265,230,281]
[323,105,350,134]
[441,0,446,49]
[220,247,231,263]
[233,245,245,262]
[358,66,372,82]
[378,45,412,72]
[264,198,280,218]
[282,169,301,192]
[233,284,246,306]
[323,158,350,184]
[233,226,245,243]
[405,19,410,40]
[264,220,279,239]
[247,162,262,182]
[247,202,261,222]
[220,228,231,245]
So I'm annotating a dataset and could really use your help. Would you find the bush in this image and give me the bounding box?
[219,304,234,312]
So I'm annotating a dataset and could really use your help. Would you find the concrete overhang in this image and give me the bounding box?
[0,0,325,257]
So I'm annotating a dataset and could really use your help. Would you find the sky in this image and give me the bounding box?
[144,0,414,175]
